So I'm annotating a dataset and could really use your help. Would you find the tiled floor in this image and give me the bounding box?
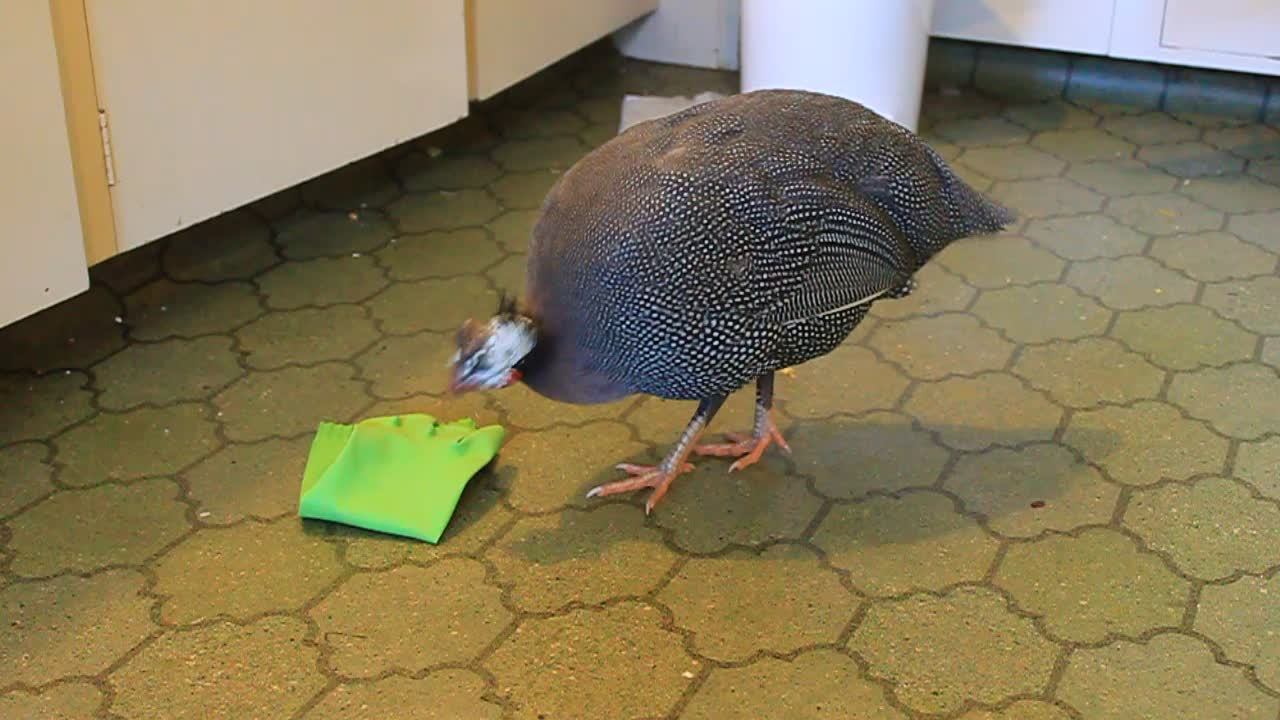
[3,45,1280,719]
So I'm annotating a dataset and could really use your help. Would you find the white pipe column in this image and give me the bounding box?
[740,0,937,132]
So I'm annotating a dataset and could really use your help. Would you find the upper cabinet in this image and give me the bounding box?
[82,0,470,251]
[466,0,659,100]
[0,1,90,328]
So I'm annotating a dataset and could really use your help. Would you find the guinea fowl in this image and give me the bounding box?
[450,89,1013,513]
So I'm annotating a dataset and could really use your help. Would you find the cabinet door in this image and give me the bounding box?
[84,1,469,251]
[0,1,90,328]
[1162,0,1280,60]
[1111,0,1280,75]
[467,0,659,100]
[932,0,1117,55]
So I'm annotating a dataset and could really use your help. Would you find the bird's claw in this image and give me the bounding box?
[586,462,695,513]
[693,416,791,472]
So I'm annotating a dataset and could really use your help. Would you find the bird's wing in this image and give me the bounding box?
[758,179,917,327]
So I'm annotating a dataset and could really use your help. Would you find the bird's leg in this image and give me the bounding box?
[586,395,725,514]
[694,372,791,472]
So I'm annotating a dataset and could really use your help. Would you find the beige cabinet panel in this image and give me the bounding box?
[1,1,90,327]
[468,0,659,100]
[85,1,469,251]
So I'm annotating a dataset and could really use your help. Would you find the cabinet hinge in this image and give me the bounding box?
[98,109,116,187]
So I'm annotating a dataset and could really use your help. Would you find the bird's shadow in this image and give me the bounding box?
[494,418,1121,564]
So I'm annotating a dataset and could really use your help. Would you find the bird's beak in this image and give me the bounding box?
[448,365,471,395]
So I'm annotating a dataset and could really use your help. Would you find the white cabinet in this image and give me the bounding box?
[0,1,90,327]
[1109,0,1280,75]
[932,0,1117,55]
[467,0,659,100]
[83,0,471,251]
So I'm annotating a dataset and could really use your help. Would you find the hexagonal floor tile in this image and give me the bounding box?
[0,284,126,372]
[489,170,560,210]
[237,306,379,370]
[1065,256,1199,310]
[484,600,693,720]
[650,459,824,553]
[124,279,263,341]
[300,156,401,211]
[306,671,502,720]
[661,544,855,663]
[1196,574,1280,693]
[972,284,1111,343]
[1148,231,1279,282]
[946,443,1120,538]
[354,332,454,399]
[387,189,501,233]
[995,528,1189,643]
[790,412,950,500]
[1180,175,1280,214]
[487,504,675,613]
[213,363,370,442]
[7,479,190,576]
[185,436,311,524]
[869,263,976,319]
[990,177,1104,217]
[275,210,394,259]
[1106,193,1223,235]
[1063,400,1228,486]
[0,442,54,518]
[0,371,94,446]
[491,136,586,171]
[814,490,1000,596]
[1139,141,1245,177]
[904,373,1063,451]
[1111,304,1258,371]
[255,255,388,309]
[1033,128,1135,162]
[162,210,277,282]
[1058,633,1278,720]
[869,313,1014,380]
[311,559,511,678]
[1101,113,1199,145]
[851,586,1058,716]
[54,403,219,487]
[397,152,502,192]
[937,236,1065,289]
[0,683,103,719]
[366,276,495,336]
[1013,337,1164,408]
[377,228,504,280]
[1168,363,1280,439]
[0,569,154,686]
[1236,437,1280,500]
[492,421,647,514]
[93,336,242,410]
[1201,275,1280,334]
[682,650,907,720]
[1024,214,1149,261]
[959,145,1065,180]
[1126,476,1280,581]
[152,518,344,624]
[1066,159,1180,196]
[1230,210,1280,253]
[109,616,324,720]
[781,345,910,419]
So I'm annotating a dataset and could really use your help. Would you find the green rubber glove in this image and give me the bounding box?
[298,414,505,543]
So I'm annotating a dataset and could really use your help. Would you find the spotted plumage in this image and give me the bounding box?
[451,89,1014,512]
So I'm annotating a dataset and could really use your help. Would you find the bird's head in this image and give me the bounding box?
[449,294,537,394]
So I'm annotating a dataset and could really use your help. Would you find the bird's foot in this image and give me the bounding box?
[694,412,791,472]
[586,462,695,514]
